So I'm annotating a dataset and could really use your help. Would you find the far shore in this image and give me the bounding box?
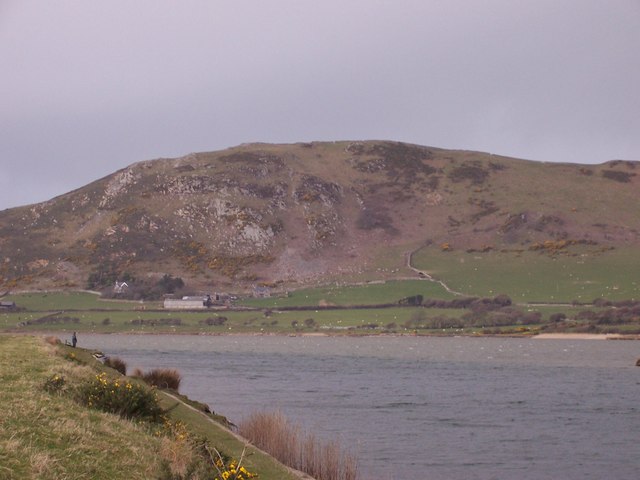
[533,333,638,340]
[4,330,640,341]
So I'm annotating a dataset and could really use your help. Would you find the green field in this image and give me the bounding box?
[240,279,456,308]
[1,291,161,311]
[2,271,639,337]
[413,246,640,303]
[1,301,466,335]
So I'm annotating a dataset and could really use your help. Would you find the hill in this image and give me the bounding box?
[0,141,638,296]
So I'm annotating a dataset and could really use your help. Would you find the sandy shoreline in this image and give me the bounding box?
[533,333,637,340]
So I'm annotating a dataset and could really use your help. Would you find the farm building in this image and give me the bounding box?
[163,295,212,310]
[113,281,129,294]
[253,285,271,298]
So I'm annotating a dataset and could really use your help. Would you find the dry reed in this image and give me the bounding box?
[104,356,127,375]
[132,368,182,391]
[239,411,359,480]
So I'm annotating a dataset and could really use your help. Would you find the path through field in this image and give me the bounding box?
[404,250,465,296]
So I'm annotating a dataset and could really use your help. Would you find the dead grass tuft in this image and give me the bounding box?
[132,368,182,391]
[30,451,54,476]
[104,356,127,375]
[44,335,60,346]
[156,435,202,478]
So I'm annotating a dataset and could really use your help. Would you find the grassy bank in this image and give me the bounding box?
[0,335,302,480]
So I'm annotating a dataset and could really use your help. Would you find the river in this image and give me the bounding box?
[77,334,640,480]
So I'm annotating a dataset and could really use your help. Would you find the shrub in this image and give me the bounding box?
[520,311,542,325]
[44,335,60,346]
[25,315,80,326]
[86,262,120,290]
[211,447,258,480]
[156,274,185,293]
[130,318,182,326]
[201,316,227,326]
[493,294,512,307]
[78,372,163,421]
[602,170,635,183]
[64,351,81,363]
[448,163,490,184]
[104,356,127,375]
[43,373,65,394]
[355,208,396,232]
[134,368,182,391]
[399,294,423,306]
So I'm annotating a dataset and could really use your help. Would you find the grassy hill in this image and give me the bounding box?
[0,334,309,480]
[0,141,638,302]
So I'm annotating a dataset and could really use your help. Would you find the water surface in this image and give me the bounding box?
[78,334,640,480]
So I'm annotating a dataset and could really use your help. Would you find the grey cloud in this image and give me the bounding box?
[1,0,639,209]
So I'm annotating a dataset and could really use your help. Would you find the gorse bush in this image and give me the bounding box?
[78,372,163,422]
[212,450,258,480]
[43,373,65,394]
[214,461,256,480]
[155,420,259,480]
[133,368,182,391]
[64,351,80,363]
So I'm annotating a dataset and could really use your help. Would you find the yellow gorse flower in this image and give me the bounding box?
[214,456,258,480]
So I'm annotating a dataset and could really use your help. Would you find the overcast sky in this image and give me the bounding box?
[1,1,639,210]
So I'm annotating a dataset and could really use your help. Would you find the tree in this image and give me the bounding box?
[156,274,184,294]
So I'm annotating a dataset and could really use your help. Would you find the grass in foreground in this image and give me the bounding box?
[0,335,301,480]
[0,335,163,479]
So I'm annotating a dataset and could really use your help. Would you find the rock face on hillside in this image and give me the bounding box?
[0,141,638,292]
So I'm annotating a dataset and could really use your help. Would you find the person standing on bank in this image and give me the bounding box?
[72,332,77,348]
